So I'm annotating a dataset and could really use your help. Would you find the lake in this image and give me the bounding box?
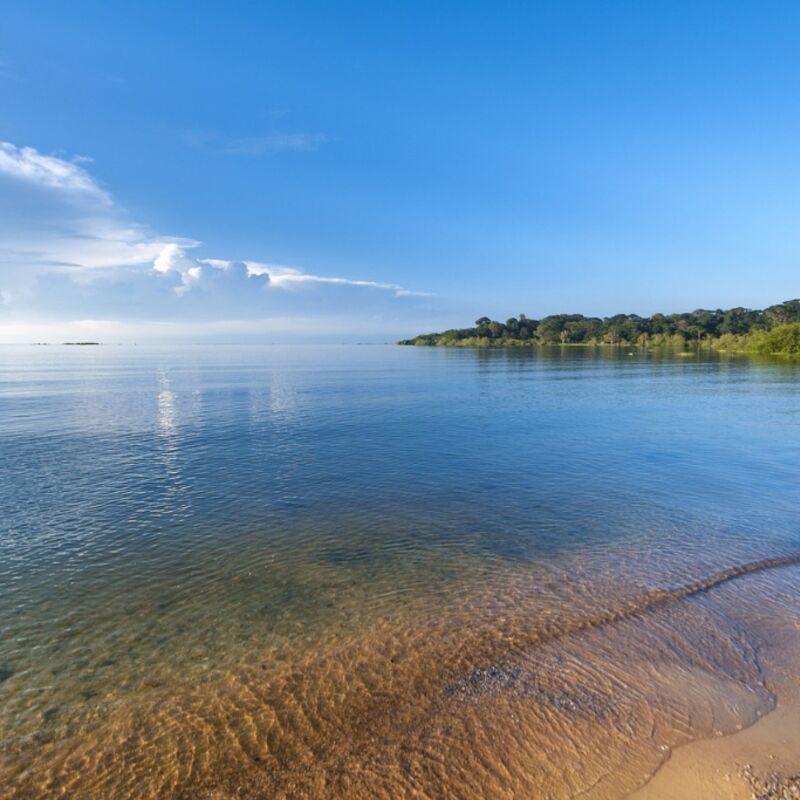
[1,344,799,798]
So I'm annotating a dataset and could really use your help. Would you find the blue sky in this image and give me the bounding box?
[1,1,799,341]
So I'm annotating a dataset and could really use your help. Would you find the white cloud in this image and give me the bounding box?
[150,246,431,300]
[151,244,269,296]
[153,242,202,293]
[245,261,432,298]
[0,142,190,288]
[0,141,110,202]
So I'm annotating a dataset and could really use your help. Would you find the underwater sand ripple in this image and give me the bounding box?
[2,554,798,799]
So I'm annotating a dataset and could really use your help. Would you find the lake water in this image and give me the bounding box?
[1,344,799,798]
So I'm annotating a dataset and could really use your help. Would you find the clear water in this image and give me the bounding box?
[1,344,799,798]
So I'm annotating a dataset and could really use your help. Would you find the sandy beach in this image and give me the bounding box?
[632,613,800,800]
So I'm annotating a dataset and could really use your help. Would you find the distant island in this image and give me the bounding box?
[399,298,800,356]
[62,342,100,346]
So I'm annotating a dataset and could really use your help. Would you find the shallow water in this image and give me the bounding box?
[1,344,799,798]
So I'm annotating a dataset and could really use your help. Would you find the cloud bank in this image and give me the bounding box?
[0,141,433,339]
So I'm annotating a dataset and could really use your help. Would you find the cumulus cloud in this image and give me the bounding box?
[153,244,268,296]
[0,140,431,328]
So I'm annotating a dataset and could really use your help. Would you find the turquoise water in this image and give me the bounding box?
[1,344,799,798]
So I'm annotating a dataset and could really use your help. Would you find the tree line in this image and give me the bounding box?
[399,298,800,355]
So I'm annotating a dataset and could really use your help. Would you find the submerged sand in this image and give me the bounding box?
[1,555,799,799]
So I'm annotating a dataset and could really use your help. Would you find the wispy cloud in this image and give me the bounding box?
[0,141,110,202]
[0,140,190,284]
[221,132,327,155]
[245,262,432,297]
[182,130,327,156]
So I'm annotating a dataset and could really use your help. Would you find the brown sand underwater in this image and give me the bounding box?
[2,551,799,800]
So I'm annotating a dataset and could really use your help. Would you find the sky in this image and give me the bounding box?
[1,1,799,342]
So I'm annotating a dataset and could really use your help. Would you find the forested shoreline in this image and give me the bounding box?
[399,299,800,355]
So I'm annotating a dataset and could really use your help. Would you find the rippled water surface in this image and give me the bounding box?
[1,344,799,798]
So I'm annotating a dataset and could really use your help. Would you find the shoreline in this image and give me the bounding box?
[631,614,800,800]
[398,340,778,356]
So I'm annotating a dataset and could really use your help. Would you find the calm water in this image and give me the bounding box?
[1,344,799,799]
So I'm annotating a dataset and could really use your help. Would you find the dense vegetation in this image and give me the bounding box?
[399,299,800,355]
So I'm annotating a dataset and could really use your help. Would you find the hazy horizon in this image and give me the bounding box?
[2,291,800,346]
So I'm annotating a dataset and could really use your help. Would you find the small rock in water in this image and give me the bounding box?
[442,663,613,720]
[0,669,13,683]
[443,665,524,699]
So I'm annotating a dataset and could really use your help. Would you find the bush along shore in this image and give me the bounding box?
[399,299,800,356]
